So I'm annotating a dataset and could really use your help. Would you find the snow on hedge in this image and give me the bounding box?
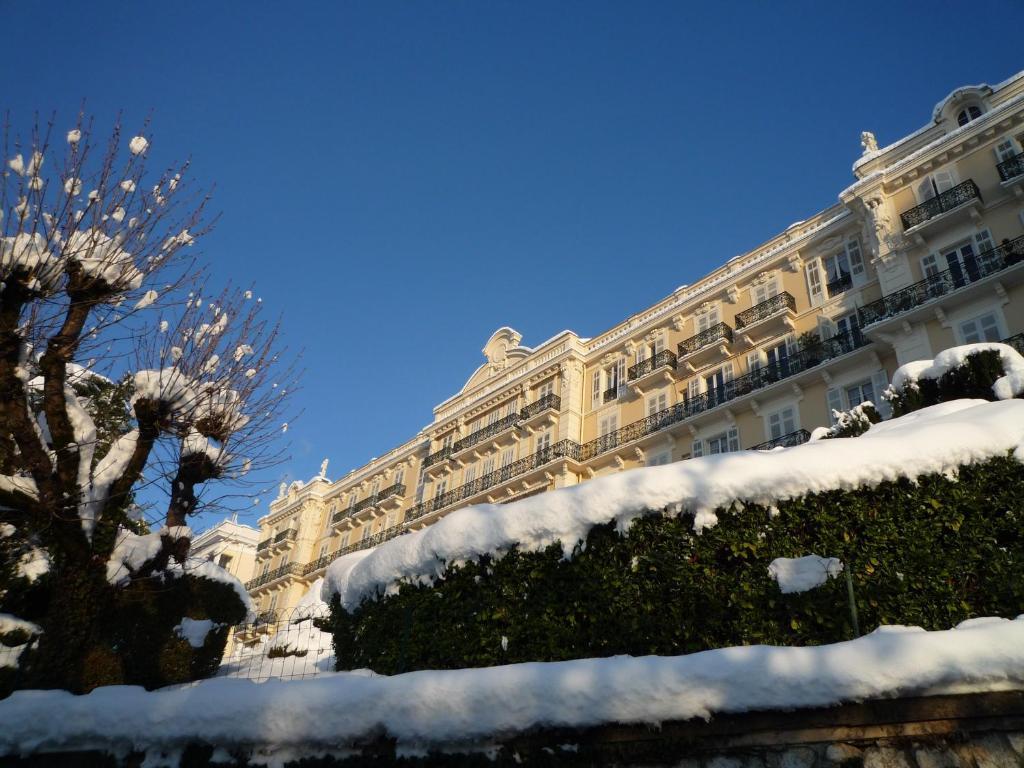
[891,342,1024,400]
[768,555,844,594]
[325,399,1024,611]
[2,617,1024,758]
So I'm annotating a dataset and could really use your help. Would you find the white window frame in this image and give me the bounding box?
[765,405,798,440]
[956,310,1005,344]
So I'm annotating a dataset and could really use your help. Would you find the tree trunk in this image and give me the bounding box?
[24,557,121,694]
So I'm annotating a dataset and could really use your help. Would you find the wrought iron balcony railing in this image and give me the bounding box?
[899,180,981,231]
[405,440,581,523]
[520,393,560,420]
[678,322,733,356]
[627,349,677,381]
[423,444,454,468]
[245,562,304,591]
[256,538,271,552]
[1003,333,1024,355]
[825,273,852,298]
[331,507,352,525]
[858,235,1024,326]
[748,429,811,451]
[997,152,1024,183]
[377,482,405,501]
[303,552,335,576]
[454,413,520,453]
[273,528,297,545]
[603,386,620,403]
[735,292,796,329]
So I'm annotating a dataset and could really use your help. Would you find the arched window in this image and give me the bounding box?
[957,105,982,126]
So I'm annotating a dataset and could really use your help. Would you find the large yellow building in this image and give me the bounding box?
[247,72,1024,617]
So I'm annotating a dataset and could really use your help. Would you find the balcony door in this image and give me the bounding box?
[704,364,733,407]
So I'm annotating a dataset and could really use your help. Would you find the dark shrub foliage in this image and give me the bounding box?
[324,455,1024,675]
[889,349,1010,417]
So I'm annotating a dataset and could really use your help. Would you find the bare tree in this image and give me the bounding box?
[0,115,296,692]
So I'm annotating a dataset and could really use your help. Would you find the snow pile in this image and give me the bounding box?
[3,617,1024,757]
[219,579,332,681]
[64,228,143,291]
[174,618,217,649]
[325,399,1024,610]
[768,555,844,594]
[0,232,62,293]
[0,614,42,670]
[890,343,1024,401]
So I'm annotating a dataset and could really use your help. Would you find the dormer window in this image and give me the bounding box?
[957,105,982,126]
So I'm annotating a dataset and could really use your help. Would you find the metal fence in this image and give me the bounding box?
[217,604,335,682]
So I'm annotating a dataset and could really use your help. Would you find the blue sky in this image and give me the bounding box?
[5,1,1023,531]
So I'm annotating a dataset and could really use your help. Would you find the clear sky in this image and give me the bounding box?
[4,1,1023,531]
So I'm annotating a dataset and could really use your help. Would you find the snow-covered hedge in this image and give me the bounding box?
[321,400,1024,674]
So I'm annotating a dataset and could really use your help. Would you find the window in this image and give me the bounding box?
[696,306,721,332]
[464,463,477,486]
[958,312,1002,344]
[915,169,957,203]
[386,512,396,528]
[751,278,778,306]
[767,406,797,439]
[599,413,618,438]
[646,391,668,416]
[433,478,447,499]
[482,456,495,476]
[370,478,380,496]
[957,105,982,126]
[995,137,1020,163]
[923,231,994,287]
[844,379,875,410]
[535,431,551,454]
[394,467,405,487]
[415,470,425,501]
[261,562,270,577]
[268,594,278,612]
[487,409,500,426]
[441,433,454,450]
[348,493,356,511]
[505,398,519,418]
[591,369,602,409]
[501,447,515,467]
[700,427,740,456]
[704,363,734,406]
[635,334,666,364]
[360,526,370,541]
[537,380,554,400]
[317,543,329,560]
[646,451,671,467]
[339,531,350,548]
[805,260,824,306]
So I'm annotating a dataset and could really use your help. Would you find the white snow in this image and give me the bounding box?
[16,546,50,583]
[64,228,143,291]
[326,399,1024,611]
[768,555,844,594]
[3,617,1024,757]
[119,179,136,193]
[134,289,158,310]
[129,136,149,155]
[63,177,82,196]
[0,614,41,670]
[0,232,62,293]
[174,618,216,649]
[890,343,1024,401]
[66,129,81,144]
[105,529,164,585]
[7,154,24,175]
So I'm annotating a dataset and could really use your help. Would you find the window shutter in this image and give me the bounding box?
[691,439,703,458]
[805,261,824,306]
[974,230,995,256]
[747,351,762,372]
[722,361,735,385]
[826,387,843,425]
[616,358,627,392]
[932,169,956,194]
[727,427,740,452]
[847,239,866,282]
[635,346,647,364]
[688,378,701,399]
[591,370,601,409]
[871,370,891,418]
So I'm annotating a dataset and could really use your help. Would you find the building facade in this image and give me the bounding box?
[190,516,260,587]
[248,72,1024,617]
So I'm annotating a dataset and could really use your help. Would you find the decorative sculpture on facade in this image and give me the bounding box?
[319,458,329,480]
[860,131,879,154]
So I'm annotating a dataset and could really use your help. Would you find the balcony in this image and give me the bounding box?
[627,349,678,390]
[602,386,620,403]
[1003,333,1024,355]
[423,444,454,469]
[748,429,811,451]
[677,322,734,370]
[734,292,797,342]
[858,235,1024,328]
[405,440,581,523]
[330,507,352,527]
[245,562,304,591]
[303,552,336,576]
[997,152,1024,183]
[271,528,297,549]
[454,413,520,454]
[825,273,853,299]
[519,393,560,421]
[256,538,272,554]
[899,180,982,233]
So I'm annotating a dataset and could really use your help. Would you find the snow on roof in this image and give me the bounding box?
[325,399,1024,611]
[1,617,1023,757]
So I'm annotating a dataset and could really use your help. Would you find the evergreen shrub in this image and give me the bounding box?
[889,349,1010,417]
[324,455,1024,674]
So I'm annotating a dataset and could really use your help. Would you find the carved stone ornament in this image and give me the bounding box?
[863,196,895,259]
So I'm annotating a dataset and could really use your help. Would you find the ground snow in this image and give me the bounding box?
[768,555,844,594]
[3,617,1024,756]
[325,399,1024,611]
